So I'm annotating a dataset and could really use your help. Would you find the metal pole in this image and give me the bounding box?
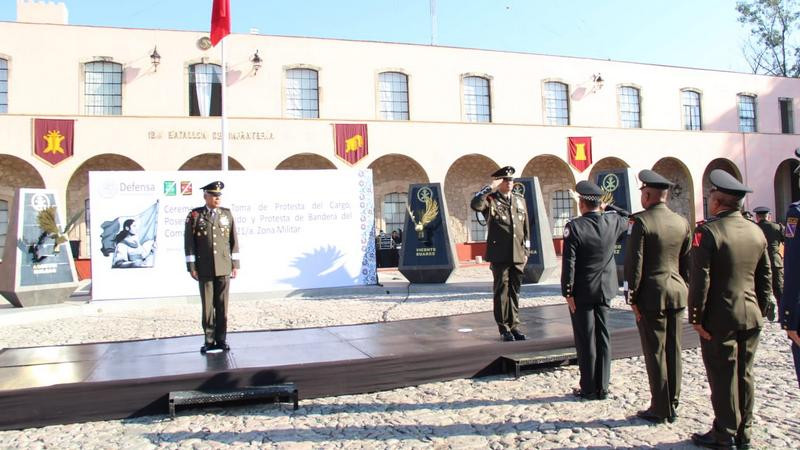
[430,0,437,45]
[221,37,229,171]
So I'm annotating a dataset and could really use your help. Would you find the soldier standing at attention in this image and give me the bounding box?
[689,170,771,450]
[562,180,628,400]
[781,157,800,388]
[184,181,240,354]
[471,166,530,342]
[624,170,691,424]
[753,206,782,322]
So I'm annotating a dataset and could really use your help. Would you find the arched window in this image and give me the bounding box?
[382,192,407,234]
[84,61,122,115]
[0,58,8,113]
[470,211,487,242]
[618,86,641,128]
[738,94,757,132]
[285,68,319,118]
[463,76,491,122]
[189,63,222,116]
[378,72,409,120]
[551,190,574,237]
[681,90,702,130]
[0,199,8,260]
[544,81,569,125]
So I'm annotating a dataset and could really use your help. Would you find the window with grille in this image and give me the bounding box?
[738,95,757,132]
[84,198,91,238]
[0,200,8,260]
[780,98,794,134]
[189,63,221,117]
[382,192,407,235]
[463,76,491,122]
[470,211,487,242]
[619,86,641,128]
[379,72,409,120]
[551,190,574,237]
[285,68,319,118]
[682,90,702,130]
[84,61,122,116]
[0,58,7,113]
[544,81,569,125]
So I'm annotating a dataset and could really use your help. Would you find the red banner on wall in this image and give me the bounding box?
[334,124,368,165]
[33,119,74,166]
[568,136,592,172]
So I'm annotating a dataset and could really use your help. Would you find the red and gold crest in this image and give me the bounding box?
[568,136,592,172]
[334,124,368,165]
[33,119,74,166]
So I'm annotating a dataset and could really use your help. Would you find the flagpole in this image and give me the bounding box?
[220,37,229,171]
[430,0,437,45]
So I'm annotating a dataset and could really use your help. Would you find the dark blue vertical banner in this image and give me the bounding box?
[398,183,456,283]
[595,170,634,272]
[18,192,77,287]
[512,179,541,266]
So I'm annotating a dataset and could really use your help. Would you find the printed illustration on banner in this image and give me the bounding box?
[163,181,177,196]
[98,202,159,269]
[181,181,193,195]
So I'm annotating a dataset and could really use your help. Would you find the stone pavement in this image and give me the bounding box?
[0,265,798,449]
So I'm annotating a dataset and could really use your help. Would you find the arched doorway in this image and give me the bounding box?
[0,155,46,260]
[774,159,800,221]
[275,153,336,170]
[702,158,742,219]
[178,154,245,170]
[444,154,499,244]
[652,157,696,224]
[67,154,145,258]
[368,154,429,234]
[521,154,576,239]
[587,157,629,185]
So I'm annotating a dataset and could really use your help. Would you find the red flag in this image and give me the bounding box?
[334,124,369,165]
[210,0,231,46]
[568,136,592,172]
[33,119,74,166]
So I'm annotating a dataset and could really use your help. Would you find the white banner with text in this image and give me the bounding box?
[89,170,376,300]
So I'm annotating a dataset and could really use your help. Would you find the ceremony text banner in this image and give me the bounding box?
[89,170,376,300]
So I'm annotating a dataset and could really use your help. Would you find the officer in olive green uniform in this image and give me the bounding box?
[471,166,531,342]
[753,206,783,321]
[624,170,691,424]
[689,170,772,450]
[184,181,240,354]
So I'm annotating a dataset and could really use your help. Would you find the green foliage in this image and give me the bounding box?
[736,0,800,76]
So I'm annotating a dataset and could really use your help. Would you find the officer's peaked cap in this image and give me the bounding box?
[201,181,225,196]
[753,206,771,214]
[491,166,515,179]
[638,169,674,190]
[576,180,604,201]
[708,169,752,198]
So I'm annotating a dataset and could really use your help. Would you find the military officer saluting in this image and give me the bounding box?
[470,166,530,342]
[624,170,691,424]
[753,206,783,321]
[689,170,772,449]
[561,180,629,400]
[184,181,240,354]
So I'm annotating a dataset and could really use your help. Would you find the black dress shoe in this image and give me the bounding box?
[200,345,209,354]
[734,437,751,450]
[636,409,667,424]
[571,387,598,400]
[501,331,515,342]
[510,329,527,341]
[217,342,230,351]
[597,389,609,400]
[691,430,736,449]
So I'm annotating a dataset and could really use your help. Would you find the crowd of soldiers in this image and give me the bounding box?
[473,160,799,450]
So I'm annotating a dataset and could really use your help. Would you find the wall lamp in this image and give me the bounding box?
[251,50,262,75]
[592,73,604,90]
[150,46,161,71]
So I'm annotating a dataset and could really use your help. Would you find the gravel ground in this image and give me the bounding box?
[0,265,798,449]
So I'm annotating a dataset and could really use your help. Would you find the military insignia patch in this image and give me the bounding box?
[787,217,798,238]
[563,226,570,238]
[692,231,703,247]
[219,215,230,227]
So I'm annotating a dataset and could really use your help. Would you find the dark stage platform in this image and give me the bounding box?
[0,304,699,430]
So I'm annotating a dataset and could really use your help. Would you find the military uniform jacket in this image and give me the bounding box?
[688,209,771,332]
[781,201,800,331]
[756,219,785,269]
[561,210,628,304]
[184,206,240,277]
[624,203,691,311]
[470,187,530,266]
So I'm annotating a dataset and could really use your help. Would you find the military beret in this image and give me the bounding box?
[576,180,604,201]
[709,169,752,198]
[753,206,771,214]
[201,181,225,196]
[638,169,674,190]
[491,166,515,179]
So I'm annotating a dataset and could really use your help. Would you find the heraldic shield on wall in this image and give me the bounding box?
[33,118,75,166]
[334,123,368,165]
[398,183,458,283]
